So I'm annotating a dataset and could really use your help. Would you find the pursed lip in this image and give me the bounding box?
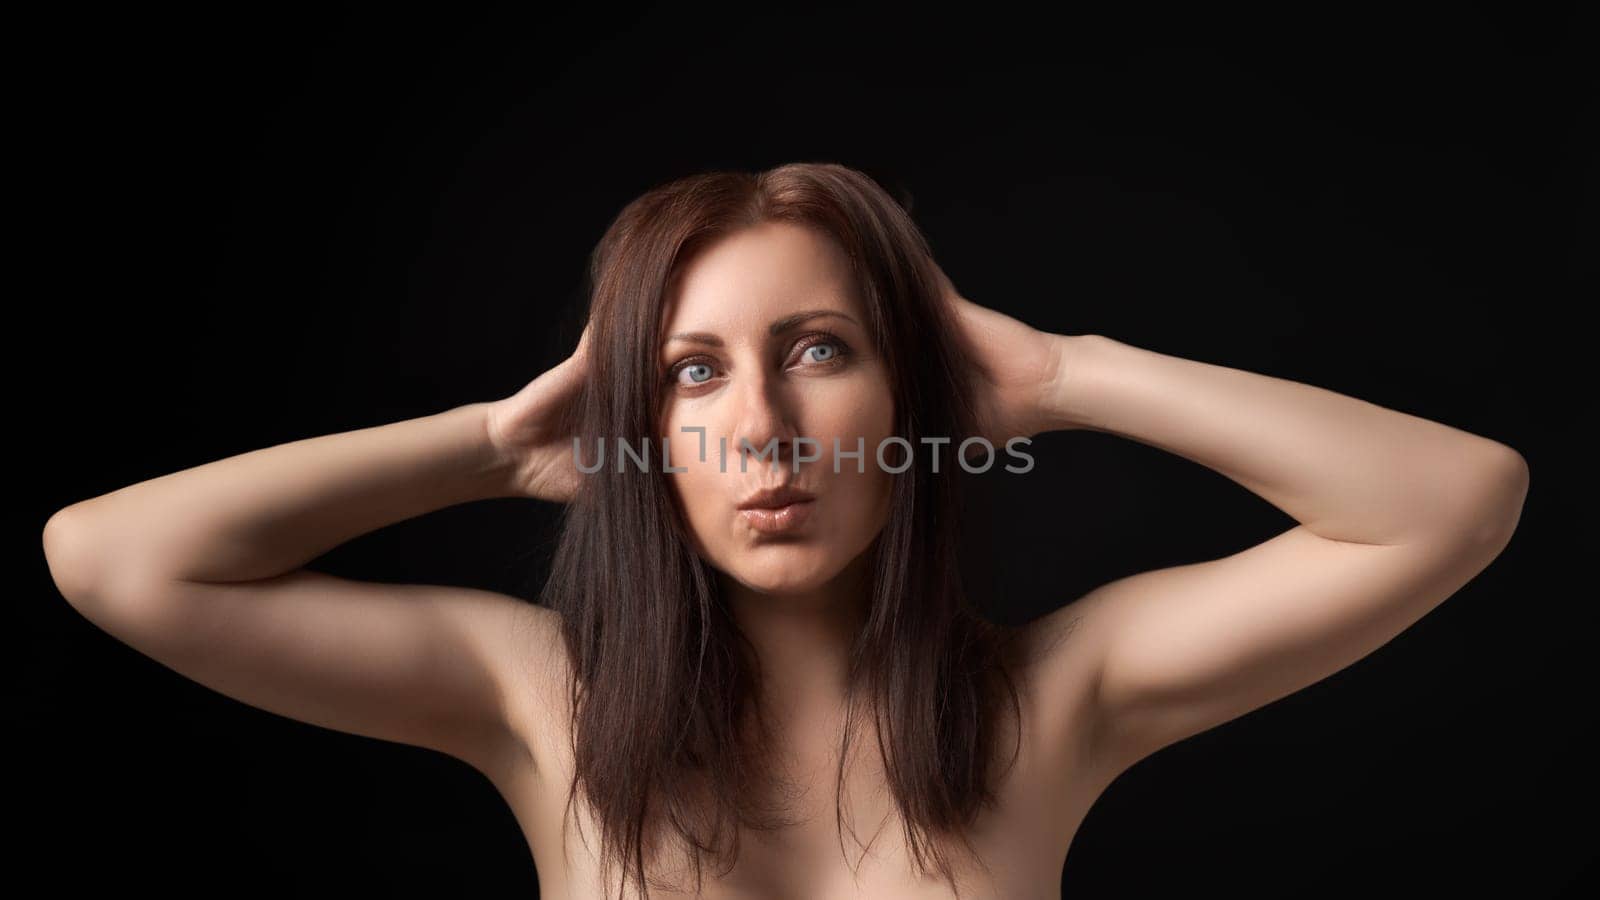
[736,484,817,510]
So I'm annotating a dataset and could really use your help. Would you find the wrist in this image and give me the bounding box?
[1040,333,1109,433]
[455,401,524,500]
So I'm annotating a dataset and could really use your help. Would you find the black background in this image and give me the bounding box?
[22,3,1594,897]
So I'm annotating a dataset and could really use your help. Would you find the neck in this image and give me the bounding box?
[720,545,874,720]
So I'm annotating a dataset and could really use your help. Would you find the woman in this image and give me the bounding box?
[41,163,1529,899]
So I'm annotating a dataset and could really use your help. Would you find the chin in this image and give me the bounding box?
[721,545,844,596]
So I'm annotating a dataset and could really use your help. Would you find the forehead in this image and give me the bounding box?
[661,221,861,337]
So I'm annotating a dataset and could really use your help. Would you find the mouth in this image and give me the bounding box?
[737,498,816,535]
[736,485,818,535]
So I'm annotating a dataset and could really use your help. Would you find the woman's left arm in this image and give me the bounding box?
[1048,332,1527,776]
[947,288,1530,779]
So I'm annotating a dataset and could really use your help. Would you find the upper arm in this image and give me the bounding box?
[1051,457,1528,777]
[62,566,554,779]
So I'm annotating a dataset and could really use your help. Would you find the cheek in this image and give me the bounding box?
[662,422,715,508]
[813,383,897,523]
[661,413,737,560]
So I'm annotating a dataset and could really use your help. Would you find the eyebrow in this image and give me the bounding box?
[664,309,860,348]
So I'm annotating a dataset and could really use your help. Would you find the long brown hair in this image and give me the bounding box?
[537,162,1027,898]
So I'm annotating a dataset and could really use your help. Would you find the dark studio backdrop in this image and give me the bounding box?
[21,4,1594,897]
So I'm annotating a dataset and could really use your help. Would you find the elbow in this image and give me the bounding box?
[44,508,176,646]
[1483,443,1529,520]
[42,506,126,609]
[1451,444,1529,554]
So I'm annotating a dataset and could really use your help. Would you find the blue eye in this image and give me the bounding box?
[681,363,713,384]
[803,342,838,363]
[796,334,849,366]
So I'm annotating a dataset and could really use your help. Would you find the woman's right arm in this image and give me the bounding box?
[40,400,557,780]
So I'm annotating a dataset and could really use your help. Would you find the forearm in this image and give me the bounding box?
[1045,334,1528,546]
[47,401,516,592]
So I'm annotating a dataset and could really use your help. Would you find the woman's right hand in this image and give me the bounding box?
[485,321,593,502]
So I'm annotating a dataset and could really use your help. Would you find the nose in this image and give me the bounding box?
[732,367,800,471]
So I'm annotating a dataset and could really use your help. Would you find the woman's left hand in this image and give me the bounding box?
[932,262,1067,446]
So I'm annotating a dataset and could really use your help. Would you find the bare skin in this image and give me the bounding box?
[41,224,1528,898]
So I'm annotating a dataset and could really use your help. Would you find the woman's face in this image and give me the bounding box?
[656,221,896,597]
